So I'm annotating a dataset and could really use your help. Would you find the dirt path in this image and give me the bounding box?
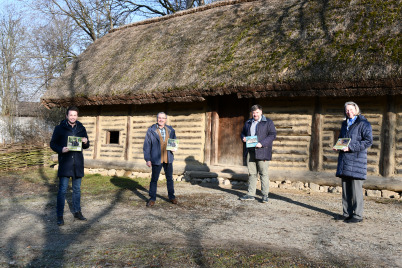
[0,180,401,267]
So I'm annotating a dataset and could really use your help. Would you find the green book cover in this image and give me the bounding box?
[67,136,82,151]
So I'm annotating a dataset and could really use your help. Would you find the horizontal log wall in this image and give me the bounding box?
[321,99,383,175]
[98,116,128,160]
[260,99,313,170]
[167,107,206,167]
[128,104,206,168]
[78,117,96,159]
[130,114,155,163]
[396,97,402,175]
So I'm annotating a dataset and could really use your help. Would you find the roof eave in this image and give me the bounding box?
[41,79,402,108]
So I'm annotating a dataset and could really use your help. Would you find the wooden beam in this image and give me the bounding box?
[204,111,212,165]
[309,97,323,171]
[93,115,100,159]
[381,96,396,177]
[211,111,219,165]
[125,115,131,161]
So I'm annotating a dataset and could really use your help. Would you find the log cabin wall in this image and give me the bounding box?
[80,103,206,169]
[97,116,128,160]
[78,96,400,178]
[166,103,206,167]
[259,98,314,171]
[79,116,96,160]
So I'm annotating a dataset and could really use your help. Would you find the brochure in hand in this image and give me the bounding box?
[67,136,82,151]
[246,136,258,148]
[167,138,179,151]
[333,138,351,150]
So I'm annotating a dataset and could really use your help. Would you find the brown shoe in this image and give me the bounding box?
[170,199,178,204]
[146,200,155,207]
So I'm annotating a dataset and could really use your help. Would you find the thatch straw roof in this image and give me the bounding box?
[41,0,401,108]
[16,102,42,117]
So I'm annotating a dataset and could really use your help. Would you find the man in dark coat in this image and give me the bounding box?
[50,106,90,226]
[143,112,177,207]
[335,101,372,223]
[240,105,276,202]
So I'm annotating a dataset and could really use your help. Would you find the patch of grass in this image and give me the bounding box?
[72,243,343,268]
[82,174,150,195]
[0,167,151,197]
[0,166,59,185]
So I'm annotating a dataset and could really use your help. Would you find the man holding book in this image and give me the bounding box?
[240,105,276,202]
[143,112,178,207]
[50,106,89,226]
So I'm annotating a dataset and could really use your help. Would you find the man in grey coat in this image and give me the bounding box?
[240,105,276,203]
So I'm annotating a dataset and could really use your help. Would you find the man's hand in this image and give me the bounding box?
[242,137,246,142]
[146,161,152,167]
[62,147,69,153]
[82,137,88,144]
[255,142,263,148]
[342,147,349,152]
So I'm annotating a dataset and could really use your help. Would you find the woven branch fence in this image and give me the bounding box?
[0,143,55,170]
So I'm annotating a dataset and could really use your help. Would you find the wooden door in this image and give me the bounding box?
[218,96,249,166]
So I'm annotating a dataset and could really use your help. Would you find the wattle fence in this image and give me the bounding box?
[0,143,55,170]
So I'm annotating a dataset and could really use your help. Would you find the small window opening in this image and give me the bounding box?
[107,131,120,144]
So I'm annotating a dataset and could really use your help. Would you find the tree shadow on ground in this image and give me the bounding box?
[185,156,337,218]
[110,176,172,204]
[110,176,148,201]
[0,167,148,267]
[27,168,130,267]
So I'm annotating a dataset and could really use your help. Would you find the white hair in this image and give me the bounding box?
[344,101,361,116]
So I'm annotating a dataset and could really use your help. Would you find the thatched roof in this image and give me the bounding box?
[16,102,42,117]
[41,0,401,108]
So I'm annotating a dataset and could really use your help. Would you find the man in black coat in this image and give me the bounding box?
[240,105,276,203]
[50,106,90,226]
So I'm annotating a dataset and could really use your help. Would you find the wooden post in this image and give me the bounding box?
[309,97,322,171]
[204,111,212,165]
[93,115,100,159]
[125,115,131,161]
[211,110,219,165]
[381,96,396,177]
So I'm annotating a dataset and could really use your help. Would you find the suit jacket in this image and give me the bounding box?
[241,115,276,160]
[143,124,176,165]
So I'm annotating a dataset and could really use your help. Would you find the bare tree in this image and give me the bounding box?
[0,8,28,142]
[31,0,128,43]
[29,16,78,92]
[116,0,209,18]
[0,9,28,116]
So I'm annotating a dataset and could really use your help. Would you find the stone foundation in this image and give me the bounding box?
[80,167,401,199]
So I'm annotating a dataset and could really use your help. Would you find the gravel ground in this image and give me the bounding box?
[0,179,401,267]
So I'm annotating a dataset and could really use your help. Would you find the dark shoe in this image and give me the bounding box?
[170,199,178,204]
[334,215,351,221]
[74,211,87,221]
[341,215,353,222]
[57,217,64,226]
[345,217,363,223]
[239,195,255,201]
[146,200,155,207]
